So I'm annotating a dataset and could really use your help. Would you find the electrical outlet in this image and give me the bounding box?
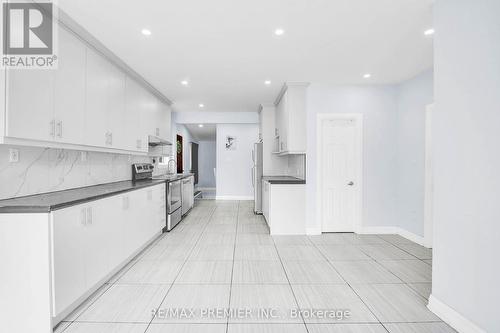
[9,149,19,163]
[80,151,87,162]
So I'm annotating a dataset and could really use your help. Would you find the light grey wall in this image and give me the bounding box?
[0,145,150,200]
[306,85,399,231]
[432,1,500,331]
[216,123,259,199]
[396,69,434,236]
[198,141,216,188]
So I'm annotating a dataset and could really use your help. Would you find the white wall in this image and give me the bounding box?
[396,69,434,237]
[216,124,259,200]
[430,1,500,332]
[198,141,216,188]
[306,85,399,231]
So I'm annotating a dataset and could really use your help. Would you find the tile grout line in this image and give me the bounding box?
[357,236,433,304]
[225,200,240,333]
[271,237,310,332]
[141,202,218,333]
[307,235,389,332]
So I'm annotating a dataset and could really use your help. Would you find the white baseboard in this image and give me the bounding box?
[398,228,427,247]
[215,195,253,201]
[306,227,322,235]
[347,226,429,248]
[356,226,399,235]
[428,295,485,333]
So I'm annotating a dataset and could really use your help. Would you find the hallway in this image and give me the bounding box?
[56,200,454,333]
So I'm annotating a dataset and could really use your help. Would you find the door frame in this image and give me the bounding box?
[424,104,434,247]
[317,113,364,233]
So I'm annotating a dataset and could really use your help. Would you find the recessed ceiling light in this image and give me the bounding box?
[198,124,204,128]
[424,28,435,36]
[181,80,189,86]
[274,28,285,36]
[141,29,152,36]
[264,80,271,85]
[363,73,371,79]
[199,103,204,108]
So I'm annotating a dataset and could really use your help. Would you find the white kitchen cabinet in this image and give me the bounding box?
[274,83,309,155]
[50,183,165,319]
[106,65,127,150]
[262,180,270,224]
[0,22,171,155]
[85,48,110,148]
[51,205,87,316]
[262,182,306,235]
[54,28,87,145]
[182,176,194,215]
[125,77,148,153]
[5,68,54,142]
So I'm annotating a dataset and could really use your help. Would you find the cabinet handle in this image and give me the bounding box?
[80,208,87,226]
[56,121,62,138]
[49,119,55,138]
[86,207,93,225]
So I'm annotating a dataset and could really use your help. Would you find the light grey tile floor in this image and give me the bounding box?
[57,200,455,333]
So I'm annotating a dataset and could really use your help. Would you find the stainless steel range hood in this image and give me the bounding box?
[148,135,172,147]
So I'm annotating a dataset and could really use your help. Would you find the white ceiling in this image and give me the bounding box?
[58,0,434,113]
[184,124,217,141]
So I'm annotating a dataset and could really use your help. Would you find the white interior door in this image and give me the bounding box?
[321,118,360,232]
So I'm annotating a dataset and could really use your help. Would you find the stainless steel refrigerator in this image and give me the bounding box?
[252,142,263,214]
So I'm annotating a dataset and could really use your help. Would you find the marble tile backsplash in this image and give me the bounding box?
[0,145,151,200]
[287,154,306,180]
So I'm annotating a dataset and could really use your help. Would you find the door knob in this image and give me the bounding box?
[347,181,354,186]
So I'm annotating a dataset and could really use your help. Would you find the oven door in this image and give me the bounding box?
[167,180,182,213]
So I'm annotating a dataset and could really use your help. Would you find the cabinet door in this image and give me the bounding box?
[85,48,111,147]
[6,68,54,141]
[54,28,86,145]
[262,181,270,225]
[84,198,115,288]
[125,77,148,152]
[279,92,289,152]
[140,89,157,139]
[158,104,172,140]
[51,205,86,316]
[154,184,167,231]
[107,65,126,150]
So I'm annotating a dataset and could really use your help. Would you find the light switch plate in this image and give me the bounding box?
[9,149,19,163]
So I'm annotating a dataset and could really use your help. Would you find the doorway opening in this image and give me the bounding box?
[317,113,363,233]
[176,134,183,173]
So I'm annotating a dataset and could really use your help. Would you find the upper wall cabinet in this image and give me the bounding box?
[0,24,171,155]
[274,83,309,155]
[5,65,55,142]
[54,28,87,145]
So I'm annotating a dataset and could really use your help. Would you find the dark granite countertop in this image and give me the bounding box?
[262,176,306,184]
[0,174,194,214]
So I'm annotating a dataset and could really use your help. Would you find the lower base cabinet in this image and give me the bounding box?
[50,183,165,319]
[262,181,306,235]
